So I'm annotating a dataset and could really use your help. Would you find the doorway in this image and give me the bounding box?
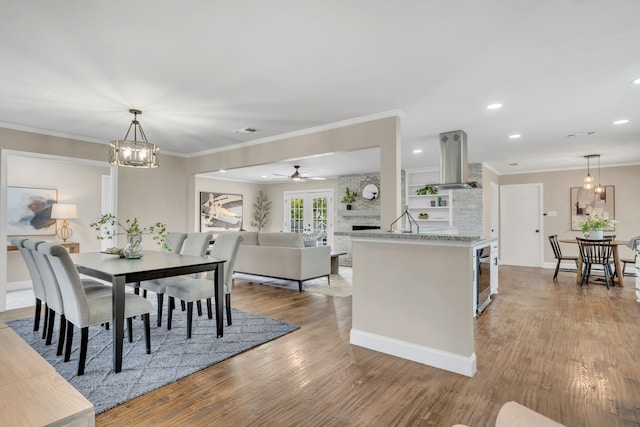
[284,190,334,248]
[499,183,543,267]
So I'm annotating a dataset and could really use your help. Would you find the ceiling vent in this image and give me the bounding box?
[233,127,257,134]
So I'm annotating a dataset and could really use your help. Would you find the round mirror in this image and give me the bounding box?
[362,184,379,200]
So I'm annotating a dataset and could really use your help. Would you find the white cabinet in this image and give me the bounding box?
[406,169,452,228]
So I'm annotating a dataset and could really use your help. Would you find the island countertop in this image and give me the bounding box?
[334,229,483,243]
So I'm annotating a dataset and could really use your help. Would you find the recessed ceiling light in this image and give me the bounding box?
[261,175,268,179]
[486,103,503,110]
[508,134,521,139]
[412,149,423,154]
[632,77,640,85]
[219,169,226,173]
[233,127,257,134]
[613,119,629,125]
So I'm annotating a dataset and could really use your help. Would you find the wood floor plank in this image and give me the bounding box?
[3,266,640,426]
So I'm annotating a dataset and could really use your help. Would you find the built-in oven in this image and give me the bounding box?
[475,245,492,315]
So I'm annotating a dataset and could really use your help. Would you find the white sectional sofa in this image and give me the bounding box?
[222,231,331,292]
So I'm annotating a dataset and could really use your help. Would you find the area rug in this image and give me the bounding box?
[8,305,299,414]
[234,268,352,297]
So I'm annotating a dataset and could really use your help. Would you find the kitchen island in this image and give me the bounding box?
[335,229,496,377]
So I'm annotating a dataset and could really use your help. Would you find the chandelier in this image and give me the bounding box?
[583,154,597,190]
[109,109,159,168]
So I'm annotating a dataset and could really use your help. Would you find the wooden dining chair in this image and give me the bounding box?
[576,238,615,289]
[548,235,578,281]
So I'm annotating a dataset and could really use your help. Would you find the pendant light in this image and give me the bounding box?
[583,154,597,190]
[594,154,605,195]
[109,109,159,168]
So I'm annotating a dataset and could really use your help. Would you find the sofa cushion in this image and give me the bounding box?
[258,232,304,248]
[239,231,259,245]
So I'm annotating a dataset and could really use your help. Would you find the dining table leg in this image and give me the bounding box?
[112,275,126,373]
[613,246,623,286]
[215,263,224,338]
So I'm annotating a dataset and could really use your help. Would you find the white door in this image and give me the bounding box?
[500,183,543,267]
[284,190,333,247]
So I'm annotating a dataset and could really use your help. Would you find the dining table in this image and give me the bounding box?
[71,250,226,373]
[559,238,628,287]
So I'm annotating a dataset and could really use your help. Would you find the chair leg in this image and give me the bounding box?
[156,293,164,327]
[298,280,303,292]
[78,327,88,376]
[225,294,232,326]
[41,303,49,339]
[206,298,212,320]
[64,321,74,362]
[604,265,611,290]
[34,298,42,331]
[553,260,561,281]
[167,296,174,330]
[181,300,186,311]
[187,302,193,339]
[56,314,66,356]
[127,317,133,343]
[144,314,151,354]
[197,300,203,317]
[45,308,56,345]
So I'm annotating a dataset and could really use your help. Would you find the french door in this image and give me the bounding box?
[284,190,333,247]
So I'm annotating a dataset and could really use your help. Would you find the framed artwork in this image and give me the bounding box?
[7,186,58,236]
[200,192,243,232]
[570,186,615,231]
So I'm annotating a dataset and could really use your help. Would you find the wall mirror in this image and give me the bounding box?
[362,183,379,200]
[570,186,615,231]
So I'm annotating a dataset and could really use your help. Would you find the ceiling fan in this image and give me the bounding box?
[273,165,325,181]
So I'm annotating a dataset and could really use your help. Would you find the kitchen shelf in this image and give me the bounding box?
[406,169,453,228]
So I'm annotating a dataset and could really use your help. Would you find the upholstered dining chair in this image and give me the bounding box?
[30,241,112,355]
[43,243,152,375]
[548,235,578,281]
[576,238,615,289]
[11,238,49,335]
[140,232,207,326]
[165,233,243,338]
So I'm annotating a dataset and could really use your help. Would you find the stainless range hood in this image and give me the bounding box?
[432,130,479,189]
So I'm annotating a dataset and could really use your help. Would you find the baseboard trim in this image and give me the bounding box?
[6,280,32,292]
[350,328,476,377]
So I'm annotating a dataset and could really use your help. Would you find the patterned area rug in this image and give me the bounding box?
[8,305,299,414]
[234,267,352,297]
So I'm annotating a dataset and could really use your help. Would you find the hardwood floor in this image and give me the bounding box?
[3,266,640,426]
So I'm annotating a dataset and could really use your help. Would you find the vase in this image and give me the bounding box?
[123,233,144,259]
[346,204,352,210]
[585,230,604,240]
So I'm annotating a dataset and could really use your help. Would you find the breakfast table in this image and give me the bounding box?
[559,239,627,286]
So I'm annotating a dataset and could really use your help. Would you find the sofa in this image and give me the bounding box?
[453,401,565,427]
[223,231,331,292]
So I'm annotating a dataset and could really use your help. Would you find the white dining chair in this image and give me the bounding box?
[43,243,153,375]
[165,233,242,338]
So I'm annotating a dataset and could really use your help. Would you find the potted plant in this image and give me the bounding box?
[340,187,358,210]
[579,209,616,240]
[416,185,438,195]
[90,213,168,258]
[250,190,272,232]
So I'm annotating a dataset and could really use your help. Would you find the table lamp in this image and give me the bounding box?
[51,203,78,242]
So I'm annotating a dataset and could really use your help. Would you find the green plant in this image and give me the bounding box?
[579,209,617,233]
[416,185,438,195]
[250,190,272,232]
[340,187,358,205]
[89,213,169,249]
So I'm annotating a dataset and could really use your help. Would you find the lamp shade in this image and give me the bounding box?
[51,203,78,219]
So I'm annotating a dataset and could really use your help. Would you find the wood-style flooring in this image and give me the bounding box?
[3,266,640,426]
